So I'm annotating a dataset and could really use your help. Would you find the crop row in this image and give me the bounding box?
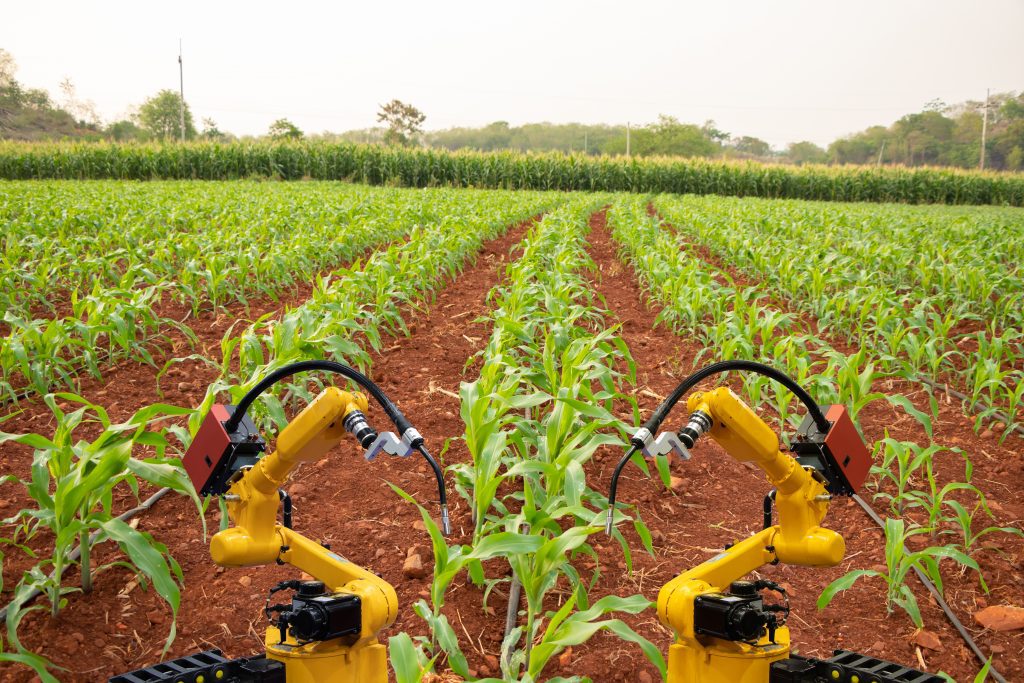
[0,182,482,317]
[393,198,666,682]
[0,184,561,405]
[653,194,1024,431]
[2,141,1023,206]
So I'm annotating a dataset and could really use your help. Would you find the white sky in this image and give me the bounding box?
[4,0,1022,148]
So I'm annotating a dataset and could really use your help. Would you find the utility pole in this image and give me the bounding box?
[979,88,990,170]
[626,122,631,157]
[583,131,588,155]
[178,39,185,143]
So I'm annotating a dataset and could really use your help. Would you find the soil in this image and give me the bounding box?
[0,208,1021,683]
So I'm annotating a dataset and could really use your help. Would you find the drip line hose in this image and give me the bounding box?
[853,494,1007,683]
[607,360,828,531]
[224,359,448,533]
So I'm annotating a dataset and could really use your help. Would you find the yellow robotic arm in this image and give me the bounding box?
[606,360,890,683]
[212,387,397,683]
[657,387,844,682]
[170,359,450,683]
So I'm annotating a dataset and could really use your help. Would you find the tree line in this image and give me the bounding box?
[1,48,1021,171]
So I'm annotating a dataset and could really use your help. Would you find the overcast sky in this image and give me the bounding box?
[4,0,1022,148]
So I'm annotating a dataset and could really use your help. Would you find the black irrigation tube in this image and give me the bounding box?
[915,375,1024,438]
[0,487,171,622]
[852,494,1008,683]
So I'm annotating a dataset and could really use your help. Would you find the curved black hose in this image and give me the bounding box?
[224,359,411,434]
[607,361,827,534]
[644,359,829,436]
[416,444,451,535]
[222,359,449,534]
[605,445,638,534]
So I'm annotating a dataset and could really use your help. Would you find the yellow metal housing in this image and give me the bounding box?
[658,388,846,682]
[209,388,396,683]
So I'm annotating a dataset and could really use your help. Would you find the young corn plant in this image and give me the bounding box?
[0,393,201,665]
[817,517,978,628]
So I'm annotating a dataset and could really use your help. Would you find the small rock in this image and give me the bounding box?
[289,483,307,497]
[558,647,573,668]
[483,654,499,671]
[669,476,686,493]
[407,545,422,559]
[990,644,1005,654]
[981,429,995,440]
[374,547,387,560]
[993,421,1007,433]
[870,564,888,573]
[913,629,943,651]
[651,529,666,545]
[870,640,886,653]
[976,597,988,609]
[412,520,427,531]
[177,382,190,392]
[238,575,252,588]
[638,672,654,683]
[402,553,426,579]
[974,605,1024,631]
[71,632,85,644]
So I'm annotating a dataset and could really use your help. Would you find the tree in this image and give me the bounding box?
[731,135,772,158]
[786,141,827,165]
[59,78,100,126]
[0,49,16,88]
[106,119,146,141]
[632,115,717,158]
[268,118,303,140]
[138,89,196,141]
[377,99,425,146]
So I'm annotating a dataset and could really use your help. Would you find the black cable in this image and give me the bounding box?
[416,444,451,535]
[607,361,827,534]
[222,359,449,534]
[278,489,293,529]
[644,360,829,436]
[763,489,777,530]
[605,445,638,534]
[224,359,411,434]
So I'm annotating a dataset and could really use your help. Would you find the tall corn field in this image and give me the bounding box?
[1,141,1023,206]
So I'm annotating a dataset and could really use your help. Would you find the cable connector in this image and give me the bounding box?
[440,504,451,536]
[679,410,712,449]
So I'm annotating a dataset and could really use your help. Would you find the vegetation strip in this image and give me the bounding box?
[1,141,1022,205]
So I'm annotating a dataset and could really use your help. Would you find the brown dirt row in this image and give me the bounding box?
[582,210,1023,681]
[0,217,538,681]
